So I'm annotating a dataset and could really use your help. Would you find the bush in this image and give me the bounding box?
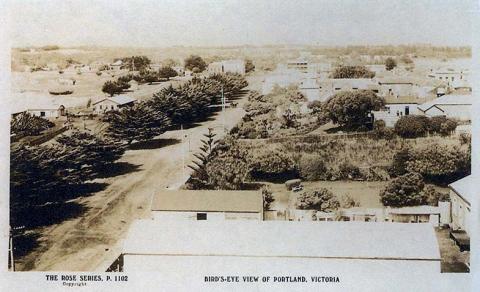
[295,189,340,211]
[394,115,429,138]
[389,148,411,177]
[380,172,428,207]
[429,116,457,136]
[459,133,471,145]
[249,149,297,181]
[330,66,375,79]
[373,120,396,140]
[298,155,328,181]
[405,145,470,184]
[423,185,449,206]
[338,161,361,180]
[340,194,360,208]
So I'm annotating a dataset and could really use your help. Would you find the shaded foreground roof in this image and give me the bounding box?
[151,190,263,213]
[123,220,441,260]
[449,175,474,205]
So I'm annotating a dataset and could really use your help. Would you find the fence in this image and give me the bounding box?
[240,132,375,144]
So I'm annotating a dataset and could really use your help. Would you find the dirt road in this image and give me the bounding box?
[16,74,262,271]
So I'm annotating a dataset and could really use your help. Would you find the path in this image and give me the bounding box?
[15,74,262,271]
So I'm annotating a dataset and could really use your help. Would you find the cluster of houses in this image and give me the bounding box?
[262,58,472,127]
[110,174,472,272]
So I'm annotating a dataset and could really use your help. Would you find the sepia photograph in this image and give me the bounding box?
[1,0,478,290]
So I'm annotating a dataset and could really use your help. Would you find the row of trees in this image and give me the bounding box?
[11,112,55,136]
[103,73,248,144]
[102,66,179,96]
[10,131,125,227]
[393,115,457,138]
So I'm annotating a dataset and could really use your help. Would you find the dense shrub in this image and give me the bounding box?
[394,115,429,138]
[338,161,362,180]
[389,148,411,177]
[380,172,428,207]
[429,116,457,136]
[249,149,297,181]
[11,112,55,136]
[424,185,450,206]
[295,189,340,211]
[405,145,470,184]
[459,133,471,145]
[298,155,328,181]
[373,120,396,140]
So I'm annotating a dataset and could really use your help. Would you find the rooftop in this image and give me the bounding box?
[123,220,441,261]
[449,175,474,205]
[93,95,137,106]
[418,94,473,111]
[151,189,263,213]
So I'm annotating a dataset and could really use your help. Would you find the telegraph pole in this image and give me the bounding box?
[221,85,226,132]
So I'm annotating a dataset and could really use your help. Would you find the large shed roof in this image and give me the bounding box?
[123,220,441,261]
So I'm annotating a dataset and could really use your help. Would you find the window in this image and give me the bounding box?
[100,105,103,109]
[335,88,341,91]
[196,213,207,220]
[40,111,45,117]
[386,106,390,114]
[352,87,358,90]
[111,105,114,110]
[405,106,410,115]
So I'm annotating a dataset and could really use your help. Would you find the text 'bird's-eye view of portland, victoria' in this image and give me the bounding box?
[6,0,474,279]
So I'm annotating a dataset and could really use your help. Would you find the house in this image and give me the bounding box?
[207,59,246,75]
[11,98,66,119]
[418,94,472,121]
[372,96,426,127]
[387,204,450,227]
[286,58,309,72]
[172,66,185,76]
[119,220,441,273]
[427,68,469,85]
[109,60,123,71]
[299,78,320,102]
[92,95,137,114]
[150,190,263,221]
[377,77,416,98]
[449,175,473,251]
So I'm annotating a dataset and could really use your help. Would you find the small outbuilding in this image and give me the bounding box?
[150,189,264,221]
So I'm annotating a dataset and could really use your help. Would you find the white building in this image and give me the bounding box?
[262,70,304,94]
[449,175,473,235]
[207,59,246,75]
[427,68,469,86]
[120,221,441,273]
[372,96,425,127]
[150,190,263,221]
[377,77,415,98]
[418,94,472,121]
[299,78,320,102]
[286,58,309,72]
[91,95,137,114]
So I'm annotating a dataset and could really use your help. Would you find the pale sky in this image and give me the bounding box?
[9,0,476,47]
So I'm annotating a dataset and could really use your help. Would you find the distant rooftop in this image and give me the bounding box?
[449,175,474,205]
[93,95,137,106]
[151,190,263,213]
[123,220,441,261]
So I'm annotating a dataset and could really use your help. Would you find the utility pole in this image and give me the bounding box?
[181,124,185,181]
[221,85,226,132]
[9,226,14,271]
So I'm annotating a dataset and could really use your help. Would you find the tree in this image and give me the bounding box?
[405,145,470,184]
[340,194,360,208]
[298,154,328,181]
[245,59,255,73]
[187,128,218,189]
[56,130,125,179]
[158,66,178,80]
[103,103,171,144]
[394,115,429,138]
[121,56,151,71]
[141,70,159,84]
[205,154,249,190]
[262,186,275,211]
[184,55,207,72]
[11,112,54,136]
[330,65,375,78]
[295,189,340,212]
[248,149,297,181]
[390,147,411,177]
[385,57,397,71]
[380,172,428,207]
[102,80,124,96]
[322,90,384,130]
